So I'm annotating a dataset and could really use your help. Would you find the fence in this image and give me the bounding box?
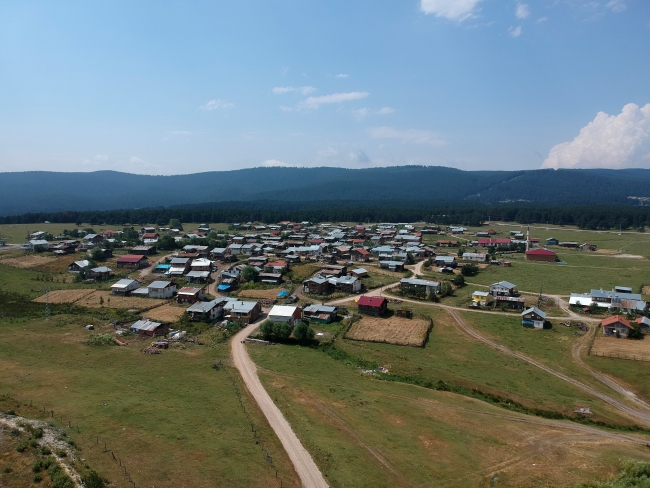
[589,351,650,362]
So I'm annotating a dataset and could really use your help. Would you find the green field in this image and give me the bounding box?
[248,340,650,488]
[0,315,300,487]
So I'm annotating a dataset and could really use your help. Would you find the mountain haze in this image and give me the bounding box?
[1,166,649,216]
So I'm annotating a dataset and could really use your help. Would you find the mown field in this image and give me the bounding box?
[248,340,650,488]
[0,314,300,487]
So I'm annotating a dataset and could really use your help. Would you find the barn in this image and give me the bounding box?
[525,248,558,263]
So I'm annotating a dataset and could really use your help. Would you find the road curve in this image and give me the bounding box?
[232,321,329,488]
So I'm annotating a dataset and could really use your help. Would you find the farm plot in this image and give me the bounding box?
[144,304,186,323]
[75,290,160,309]
[346,316,432,347]
[590,336,650,361]
[0,254,57,269]
[237,288,285,299]
[33,289,94,304]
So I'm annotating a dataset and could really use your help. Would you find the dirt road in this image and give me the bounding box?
[232,321,329,488]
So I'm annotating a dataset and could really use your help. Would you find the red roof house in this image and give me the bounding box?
[116,254,149,269]
[602,315,633,337]
[357,296,388,316]
[525,248,558,263]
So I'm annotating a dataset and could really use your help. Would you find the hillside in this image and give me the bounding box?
[1,166,650,215]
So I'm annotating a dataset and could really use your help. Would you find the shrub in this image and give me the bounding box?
[461,264,479,277]
[55,449,67,458]
[33,473,43,483]
[40,446,51,455]
[84,334,116,346]
[16,440,29,452]
[293,322,315,344]
[81,470,109,488]
[3,466,11,473]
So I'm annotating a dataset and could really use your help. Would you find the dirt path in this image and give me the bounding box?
[137,252,175,279]
[232,320,329,488]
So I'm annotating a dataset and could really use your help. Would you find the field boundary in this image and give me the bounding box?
[590,351,650,362]
[345,317,433,347]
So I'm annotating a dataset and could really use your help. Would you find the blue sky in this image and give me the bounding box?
[0,0,649,174]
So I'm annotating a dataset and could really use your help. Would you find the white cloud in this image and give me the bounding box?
[317,147,339,160]
[508,26,522,37]
[130,156,144,164]
[335,73,349,78]
[348,150,370,164]
[352,108,369,118]
[200,99,234,111]
[353,107,394,118]
[537,16,548,23]
[369,127,446,146]
[168,130,192,136]
[93,154,109,161]
[606,0,626,12]
[273,86,316,95]
[516,3,530,19]
[542,103,650,169]
[300,92,369,109]
[279,105,293,112]
[262,159,292,167]
[420,0,483,21]
[378,107,395,115]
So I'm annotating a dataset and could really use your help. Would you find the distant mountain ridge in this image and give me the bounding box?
[1,166,649,216]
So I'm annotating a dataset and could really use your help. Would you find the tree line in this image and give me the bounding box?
[2,200,650,231]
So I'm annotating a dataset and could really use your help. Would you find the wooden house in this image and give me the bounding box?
[602,315,633,337]
[357,296,387,316]
[176,287,205,304]
[116,255,149,269]
[521,307,547,329]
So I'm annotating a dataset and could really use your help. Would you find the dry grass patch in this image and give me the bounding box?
[346,316,432,347]
[31,254,82,273]
[75,290,159,309]
[237,288,284,299]
[590,336,650,361]
[32,289,94,304]
[144,303,186,323]
[0,254,57,269]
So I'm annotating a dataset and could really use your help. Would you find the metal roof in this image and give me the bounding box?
[148,281,174,289]
[131,319,163,332]
[112,279,137,288]
[186,299,225,313]
[521,307,547,319]
[268,305,299,318]
[491,281,516,289]
[224,299,258,314]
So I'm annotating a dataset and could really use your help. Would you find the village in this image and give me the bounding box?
[6,220,648,348]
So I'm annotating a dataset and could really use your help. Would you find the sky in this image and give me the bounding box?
[0,0,649,175]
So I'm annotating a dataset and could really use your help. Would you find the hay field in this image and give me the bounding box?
[346,316,431,347]
[144,304,186,323]
[0,254,57,269]
[590,336,650,361]
[75,290,159,309]
[237,288,284,299]
[32,289,94,304]
[32,254,81,273]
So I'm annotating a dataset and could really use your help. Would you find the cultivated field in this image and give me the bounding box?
[0,254,57,269]
[590,336,650,361]
[33,289,94,304]
[74,290,160,309]
[237,288,285,299]
[346,316,431,347]
[143,303,186,323]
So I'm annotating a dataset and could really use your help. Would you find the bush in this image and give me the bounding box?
[461,264,479,277]
[84,334,116,346]
[40,446,51,455]
[16,440,29,452]
[451,274,465,287]
[55,449,67,458]
[33,473,42,483]
[293,322,315,344]
[81,470,109,488]
[47,459,74,488]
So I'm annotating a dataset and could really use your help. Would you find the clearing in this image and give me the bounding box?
[143,303,186,323]
[590,336,650,361]
[345,316,432,347]
[74,290,160,309]
[32,289,95,304]
[0,254,57,269]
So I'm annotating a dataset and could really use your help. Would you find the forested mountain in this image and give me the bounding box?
[1,166,650,216]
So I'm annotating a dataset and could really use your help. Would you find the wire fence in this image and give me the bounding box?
[589,351,650,362]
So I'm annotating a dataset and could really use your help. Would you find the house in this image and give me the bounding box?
[186,297,228,322]
[169,257,191,276]
[400,278,440,295]
[525,248,558,263]
[147,281,177,299]
[635,316,650,333]
[350,268,369,278]
[190,258,212,272]
[462,253,487,263]
[176,287,205,304]
[85,266,112,280]
[379,260,405,272]
[223,299,262,323]
[602,315,634,337]
[546,237,559,246]
[268,305,302,326]
[472,291,493,307]
[210,247,231,260]
[111,279,139,295]
[521,307,547,329]
[116,255,149,269]
[23,239,50,251]
[186,270,211,284]
[83,234,104,246]
[357,296,388,316]
[153,263,172,274]
[489,281,517,297]
[434,256,456,268]
[303,276,331,295]
[495,296,526,310]
[321,264,347,277]
[302,305,338,324]
[258,272,282,284]
[68,260,90,273]
[130,319,168,337]
[329,275,361,294]
[559,241,579,248]
[351,248,371,262]
[130,245,157,256]
[590,289,646,312]
[264,260,288,274]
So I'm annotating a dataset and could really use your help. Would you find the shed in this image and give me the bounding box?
[268,305,302,326]
[130,319,168,337]
[521,307,547,329]
[111,279,139,295]
[525,248,558,263]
